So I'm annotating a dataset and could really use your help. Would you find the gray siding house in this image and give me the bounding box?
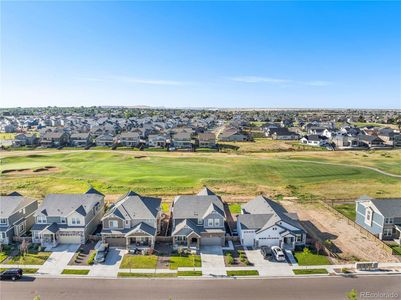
[101,191,162,249]
[237,196,306,250]
[31,188,105,248]
[356,196,401,243]
[171,187,226,249]
[0,192,38,245]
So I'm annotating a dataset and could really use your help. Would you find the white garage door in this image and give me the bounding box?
[201,237,222,246]
[258,237,280,248]
[58,234,82,244]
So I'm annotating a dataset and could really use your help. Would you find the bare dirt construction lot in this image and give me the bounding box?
[281,200,398,263]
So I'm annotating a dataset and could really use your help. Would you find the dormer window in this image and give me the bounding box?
[0,218,7,225]
[60,217,66,224]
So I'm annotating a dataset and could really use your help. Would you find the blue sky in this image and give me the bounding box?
[1,1,400,108]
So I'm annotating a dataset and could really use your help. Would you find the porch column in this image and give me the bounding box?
[187,237,190,248]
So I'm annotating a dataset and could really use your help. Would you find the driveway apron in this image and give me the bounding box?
[200,246,227,277]
[38,244,80,276]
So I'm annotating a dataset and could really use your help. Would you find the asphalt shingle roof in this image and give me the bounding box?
[0,194,36,218]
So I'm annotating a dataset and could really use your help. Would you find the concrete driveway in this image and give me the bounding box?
[200,246,226,277]
[38,244,80,275]
[245,249,292,276]
[88,247,127,277]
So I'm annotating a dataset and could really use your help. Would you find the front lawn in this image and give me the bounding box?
[118,272,176,278]
[390,245,401,256]
[294,251,331,266]
[177,270,202,276]
[61,269,90,275]
[293,268,328,275]
[0,268,39,274]
[120,255,158,269]
[228,203,242,214]
[227,270,259,276]
[334,203,356,221]
[5,252,51,265]
[169,254,201,270]
[0,252,9,263]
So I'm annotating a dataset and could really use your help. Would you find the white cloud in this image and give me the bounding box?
[304,80,333,87]
[228,76,291,84]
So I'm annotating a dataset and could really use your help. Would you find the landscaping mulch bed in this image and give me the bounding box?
[224,246,253,267]
[68,241,96,266]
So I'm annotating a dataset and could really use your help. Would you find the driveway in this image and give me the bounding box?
[245,249,292,276]
[38,244,80,275]
[200,246,226,277]
[88,247,126,278]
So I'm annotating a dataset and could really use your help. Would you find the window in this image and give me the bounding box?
[71,217,81,225]
[0,232,5,238]
[214,218,220,227]
[365,208,373,226]
[19,223,25,233]
[296,234,302,242]
[125,220,130,228]
[197,219,202,225]
[109,220,118,228]
[207,219,213,227]
[272,227,277,231]
[37,216,46,224]
[384,218,394,224]
[0,218,7,225]
[383,228,392,237]
[60,217,66,224]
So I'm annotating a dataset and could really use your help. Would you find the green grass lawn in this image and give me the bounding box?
[120,255,158,269]
[226,270,259,276]
[334,203,356,221]
[61,269,90,275]
[169,255,202,270]
[0,268,39,274]
[1,151,400,199]
[118,272,177,278]
[390,245,401,256]
[177,270,202,276]
[0,252,9,263]
[294,251,331,266]
[293,268,329,275]
[228,203,242,214]
[5,252,51,265]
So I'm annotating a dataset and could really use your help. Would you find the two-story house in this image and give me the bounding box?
[172,132,193,149]
[237,196,306,250]
[70,133,93,147]
[118,132,141,147]
[31,188,105,248]
[100,191,162,249]
[0,192,38,244]
[171,187,226,249]
[356,196,401,244]
[40,131,70,147]
[197,132,216,148]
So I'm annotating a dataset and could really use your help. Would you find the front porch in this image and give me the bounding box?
[173,233,200,250]
[126,236,155,250]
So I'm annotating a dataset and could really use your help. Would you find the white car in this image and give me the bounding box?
[271,246,286,262]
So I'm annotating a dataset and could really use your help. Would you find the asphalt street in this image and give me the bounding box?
[1,275,400,300]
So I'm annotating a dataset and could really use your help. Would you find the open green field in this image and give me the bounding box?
[0,150,400,200]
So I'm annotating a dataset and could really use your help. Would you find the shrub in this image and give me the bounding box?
[87,252,96,265]
[226,253,234,265]
[303,247,311,255]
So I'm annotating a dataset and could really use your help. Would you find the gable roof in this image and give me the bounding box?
[103,193,161,221]
[35,193,103,218]
[173,191,224,220]
[124,222,156,237]
[237,214,275,230]
[197,187,216,196]
[172,219,202,236]
[86,187,104,196]
[0,194,37,218]
[369,199,401,218]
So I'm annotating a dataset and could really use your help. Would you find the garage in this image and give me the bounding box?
[200,237,223,246]
[105,236,126,247]
[257,237,280,248]
[58,233,83,244]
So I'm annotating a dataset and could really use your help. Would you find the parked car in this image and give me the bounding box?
[271,246,286,262]
[0,269,23,281]
[94,241,109,263]
[260,246,272,259]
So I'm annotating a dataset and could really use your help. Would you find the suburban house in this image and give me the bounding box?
[171,187,226,248]
[218,128,249,142]
[13,133,38,147]
[100,191,162,249]
[270,128,300,140]
[300,135,329,147]
[118,132,141,147]
[40,131,70,147]
[355,196,401,243]
[197,132,216,148]
[70,133,93,147]
[172,132,193,149]
[147,134,168,148]
[357,134,385,148]
[0,192,38,245]
[31,188,105,248]
[237,196,306,250]
[95,134,115,146]
[378,128,401,147]
[331,135,361,149]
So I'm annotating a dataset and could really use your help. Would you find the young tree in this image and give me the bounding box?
[346,289,357,300]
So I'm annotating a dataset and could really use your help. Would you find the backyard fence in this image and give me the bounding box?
[87,235,102,242]
[320,200,398,257]
[13,236,32,243]
[156,236,173,243]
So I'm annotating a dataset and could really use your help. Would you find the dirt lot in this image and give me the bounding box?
[281,201,398,263]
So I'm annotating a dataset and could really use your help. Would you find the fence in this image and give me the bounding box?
[320,200,397,256]
[156,236,173,243]
[87,235,102,242]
